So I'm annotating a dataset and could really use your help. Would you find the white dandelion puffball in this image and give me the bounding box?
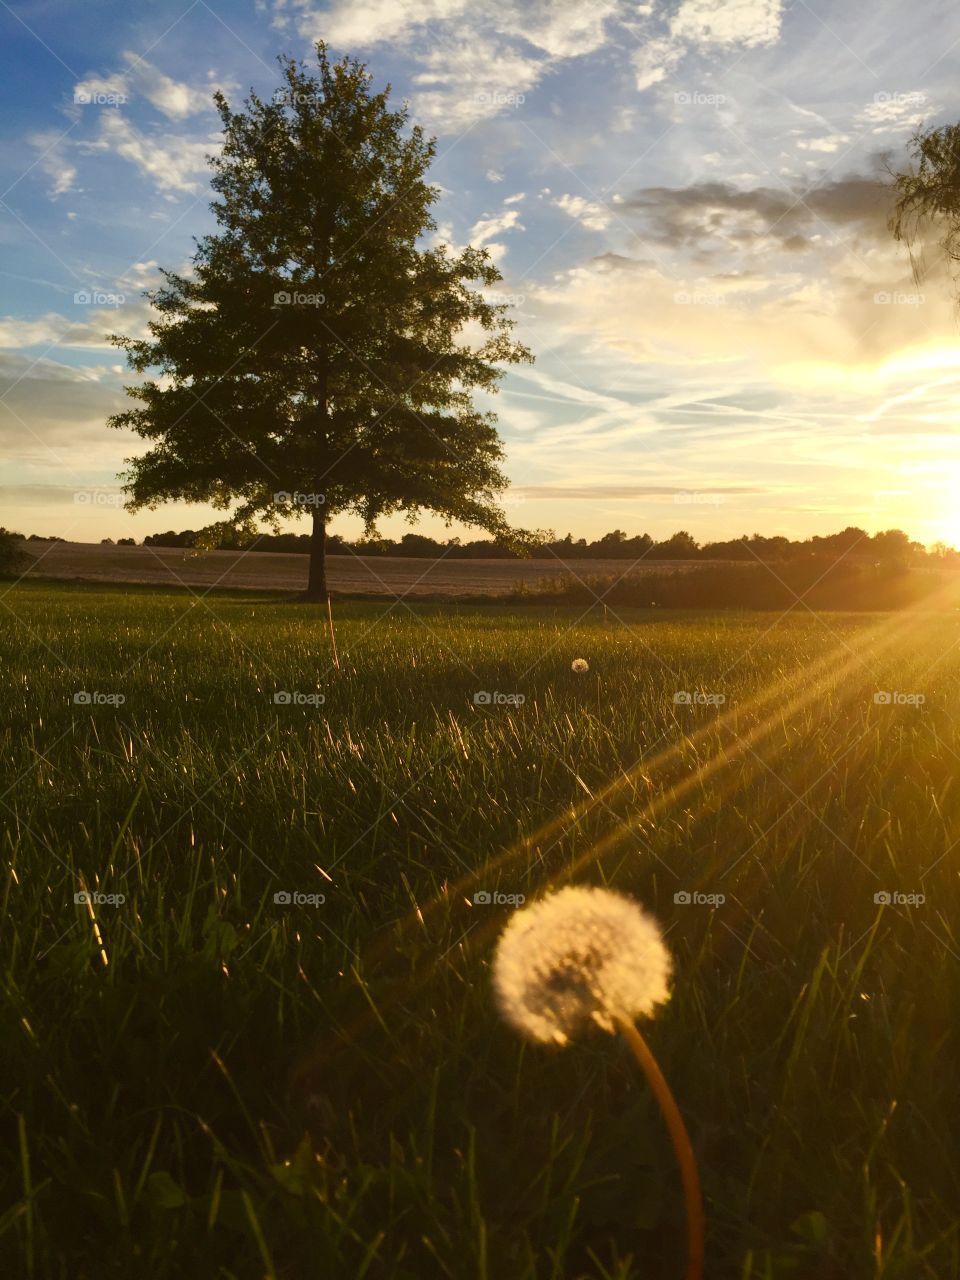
[493,886,672,1045]
[571,658,589,674]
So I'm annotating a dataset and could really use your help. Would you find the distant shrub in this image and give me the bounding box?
[0,528,29,578]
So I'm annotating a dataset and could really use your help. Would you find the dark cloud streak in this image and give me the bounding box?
[619,172,895,251]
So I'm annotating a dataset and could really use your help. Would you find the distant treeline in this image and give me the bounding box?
[139,525,960,565]
[531,557,959,611]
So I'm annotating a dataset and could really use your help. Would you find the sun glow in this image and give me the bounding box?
[902,457,960,548]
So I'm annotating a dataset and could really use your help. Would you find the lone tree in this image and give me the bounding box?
[109,45,533,599]
[892,122,960,292]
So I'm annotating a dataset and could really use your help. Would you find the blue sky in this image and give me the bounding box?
[3,0,960,545]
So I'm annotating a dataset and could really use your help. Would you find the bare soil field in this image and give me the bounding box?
[16,539,713,597]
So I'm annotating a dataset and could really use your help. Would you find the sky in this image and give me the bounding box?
[2,0,960,546]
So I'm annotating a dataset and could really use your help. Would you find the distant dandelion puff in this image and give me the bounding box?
[571,658,589,674]
[493,886,671,1045]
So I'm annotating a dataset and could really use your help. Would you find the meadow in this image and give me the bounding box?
[2,580,959,1278]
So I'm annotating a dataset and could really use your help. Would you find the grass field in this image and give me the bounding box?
[2,580,959,1279]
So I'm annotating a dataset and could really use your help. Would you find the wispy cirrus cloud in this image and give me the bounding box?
[77,112,219,194]
[277,0,639,130]
[72,53,229,120]
[27,129,78,198]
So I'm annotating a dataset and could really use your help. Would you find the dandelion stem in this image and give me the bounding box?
[617,1016,704,1280]
[326,595,341,670]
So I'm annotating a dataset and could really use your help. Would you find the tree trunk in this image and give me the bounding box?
[304,504,327,600]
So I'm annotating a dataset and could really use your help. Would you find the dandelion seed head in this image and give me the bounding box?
[493,886,672,1045]
[571,658,589,673]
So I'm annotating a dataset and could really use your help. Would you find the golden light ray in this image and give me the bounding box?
[364,594,931,970]
[294,594,948,1087]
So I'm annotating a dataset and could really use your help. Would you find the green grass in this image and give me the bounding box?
[1,580,959,1278]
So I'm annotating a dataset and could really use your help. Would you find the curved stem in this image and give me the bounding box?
[617,1016,704,1280]
[326,595,340,669]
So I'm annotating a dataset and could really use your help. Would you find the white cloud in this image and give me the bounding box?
[71,72,128,105]
[432,220,458,250]
[857,91,931,132]
[633,0,783,90]
[470,207,524,246]
[797,134,850,153]
[632,37,684,91]
[72,55,221,122]
[115,260,162,292]
[284,0,631,130]
[299,0,468,47]
[553,193,612,231]
[282,0,778,130]
[484,244,510,264]
[82,113,216,194]
[492,0,624,59]
[53,57,224,196]
[411,38,542,130]
[0,296,155,353]
[29,131,78,198]
[0,315,69,347]
[293,0,620,58]
[120,53,217,120]
[670,0,784,48]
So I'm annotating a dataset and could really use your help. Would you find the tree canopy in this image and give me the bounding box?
[892,122,960,286]
[109,44,533,597]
